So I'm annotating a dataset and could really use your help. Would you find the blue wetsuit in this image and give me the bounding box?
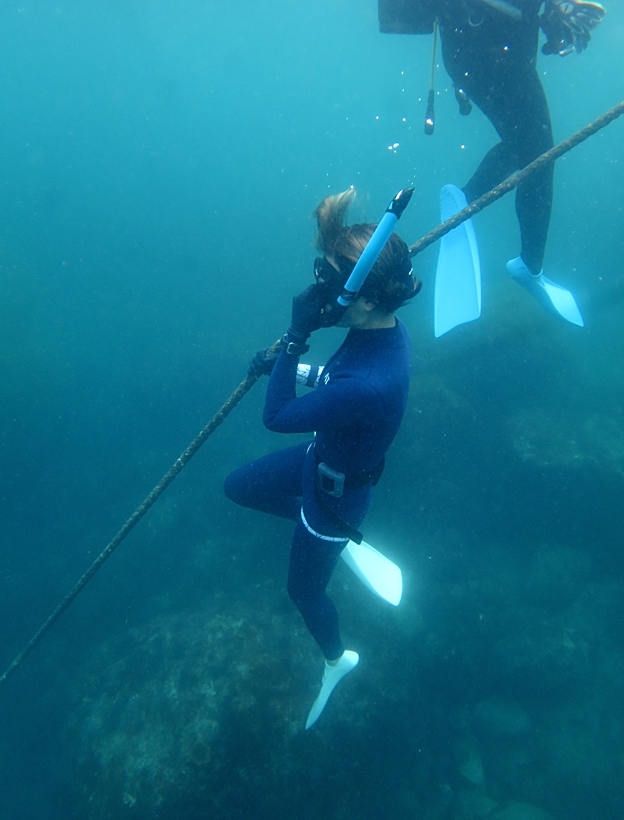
[224,319,411,658]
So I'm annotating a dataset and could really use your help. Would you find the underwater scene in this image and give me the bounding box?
[1,1,623,818]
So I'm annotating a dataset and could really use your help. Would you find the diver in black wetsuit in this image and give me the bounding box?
[379,0,604,328]
[437,0,604,326]
[439,0,552,276]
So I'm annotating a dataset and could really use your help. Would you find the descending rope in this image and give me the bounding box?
[1,100,623,688]
[0,343,279,686]
[409,99,624,258]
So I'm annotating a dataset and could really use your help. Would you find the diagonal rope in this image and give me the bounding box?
[0,344,279,686]
[409,99,624,258]
[2,100,623,688]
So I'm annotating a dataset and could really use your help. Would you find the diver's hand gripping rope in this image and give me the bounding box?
[1,100,623,688]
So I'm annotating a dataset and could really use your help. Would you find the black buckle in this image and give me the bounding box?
[280,335,310,356]
[317,461,345,498]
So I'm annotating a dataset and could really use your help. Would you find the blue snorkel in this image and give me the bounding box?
[284,186,415,348]
[333,186,414,317]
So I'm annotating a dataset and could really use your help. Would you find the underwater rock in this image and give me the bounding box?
[472,699,531,738]
[522,545,592,613]
[508,409,624,474]
[508,409,579,468]
[68,592,329,818]
[492,607,590,695]
[492,801,554,820]
[456,788,498,820]
[457,745,485,787]
[66,579,430,820]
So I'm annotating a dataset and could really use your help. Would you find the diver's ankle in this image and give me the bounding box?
[521,256,542,276]
[326,654,343,667]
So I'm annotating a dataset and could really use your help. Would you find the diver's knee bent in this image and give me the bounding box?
[223,468,251,507]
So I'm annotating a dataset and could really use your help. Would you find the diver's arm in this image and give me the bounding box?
[262,281,335,427]
[263,356,383,434]
[247,351,322,386]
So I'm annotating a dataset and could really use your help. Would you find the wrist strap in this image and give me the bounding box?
[280,334,310,356]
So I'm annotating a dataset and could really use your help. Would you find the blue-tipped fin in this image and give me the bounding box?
[506,257,584,327]
[434,184,481,338]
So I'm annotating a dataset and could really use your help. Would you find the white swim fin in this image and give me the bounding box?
[305,650,359,729]
[340,540,402,606]
[434,184,481,337]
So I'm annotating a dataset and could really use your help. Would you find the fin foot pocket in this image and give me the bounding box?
[506,257,584,327]
[305,650,359,730]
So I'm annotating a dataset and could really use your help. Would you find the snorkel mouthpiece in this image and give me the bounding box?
[336,186,414,311]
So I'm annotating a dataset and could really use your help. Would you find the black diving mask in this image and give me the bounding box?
[313,255,351,285]
[313,255,354,327]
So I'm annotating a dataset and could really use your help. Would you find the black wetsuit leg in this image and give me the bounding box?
[461,65,554,273]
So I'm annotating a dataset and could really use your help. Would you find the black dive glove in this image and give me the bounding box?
[248,347,279,378]
[283,283,328,353]
[541,0,605,56]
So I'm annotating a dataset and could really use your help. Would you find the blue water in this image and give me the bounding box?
[1,2,623,818]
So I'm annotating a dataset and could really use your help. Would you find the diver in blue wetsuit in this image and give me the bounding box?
[224,187,420,727]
